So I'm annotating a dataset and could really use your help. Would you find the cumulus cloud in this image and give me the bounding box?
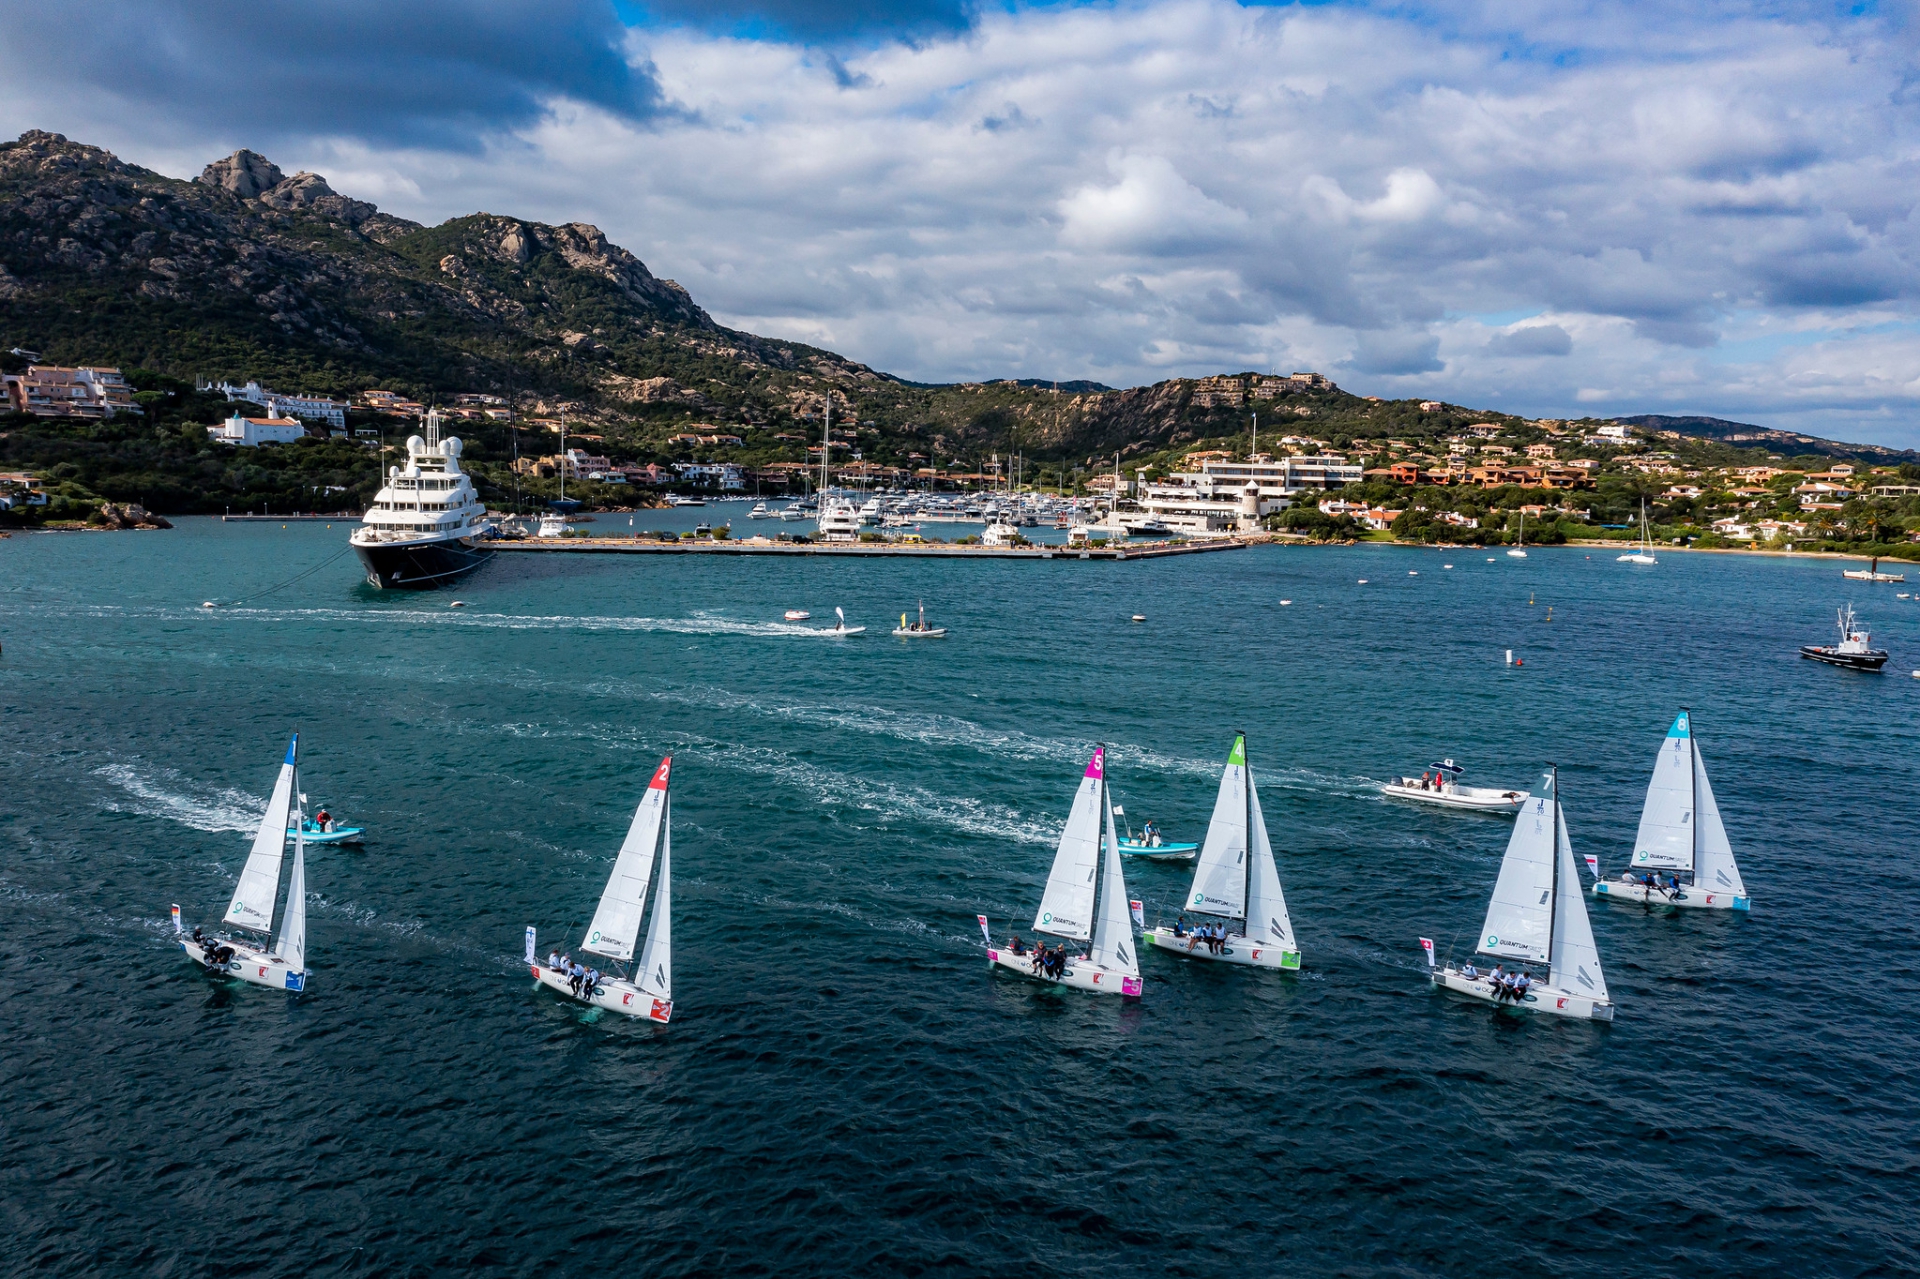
[4,0,1920,445]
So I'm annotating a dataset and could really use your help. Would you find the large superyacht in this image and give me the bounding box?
[350,409,495,589]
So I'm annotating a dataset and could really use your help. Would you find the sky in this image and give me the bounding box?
[4,0,1920,447]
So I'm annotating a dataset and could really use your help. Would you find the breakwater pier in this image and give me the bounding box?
[491,535,1250,561]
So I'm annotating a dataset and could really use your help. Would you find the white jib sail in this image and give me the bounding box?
[1243,772,1296,950]
[1087,784,1138,976]
[635,795,672,999]
[583,756,671,962]
[1186,736,1248,919]
[273,833,307,975]
[1478,771,1557,963]
[1631,712,1696,872]
[224,736,297,933]
[1550,803,1608,1001]
[1034,747,1106,940]
[1693,745,1746,898]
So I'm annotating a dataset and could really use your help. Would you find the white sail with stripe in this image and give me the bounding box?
[224,735,298,934]
[1186,736,1248,919]
[1548,802,1607,1001]
[583,756,671,961]
[634,795,672,999]
[1693,743,1745,898]
[1243,771,1295,950]
[1478,770,1557,963]
[273,831,307,975]
[1631,712,1696,872]
[1087,785,1138,977]
[1034,747,1106,940]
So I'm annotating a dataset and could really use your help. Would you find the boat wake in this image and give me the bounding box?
[199,605,845,641]
[93,762,263,834]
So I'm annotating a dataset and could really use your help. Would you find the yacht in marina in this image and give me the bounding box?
[350,409,494,589]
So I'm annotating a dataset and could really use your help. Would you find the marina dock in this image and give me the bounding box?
[491,535,1251,561]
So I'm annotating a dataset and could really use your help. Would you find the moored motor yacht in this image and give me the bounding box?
[350,409,495,589]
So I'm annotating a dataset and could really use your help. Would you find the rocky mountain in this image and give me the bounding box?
[1617,415,1920,464]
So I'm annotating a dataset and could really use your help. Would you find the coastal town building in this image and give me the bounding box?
[206,380,348,429]
[3,365,138,419]
[207,413,307,446]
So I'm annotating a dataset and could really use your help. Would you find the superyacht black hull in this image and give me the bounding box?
[353,535,494,590]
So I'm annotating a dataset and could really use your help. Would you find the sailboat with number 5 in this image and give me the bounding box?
[1144,733,1300,969]
[983,746,1143,997]
[527,755,675,1022]
[1592,710,1750,911]
[172,734,311,993]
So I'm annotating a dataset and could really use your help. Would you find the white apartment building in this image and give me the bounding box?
[209,380,349,429]
[207,413,307,446]
[1133,454,1364,533]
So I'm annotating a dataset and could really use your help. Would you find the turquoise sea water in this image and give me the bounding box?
[2,520,1917,1276]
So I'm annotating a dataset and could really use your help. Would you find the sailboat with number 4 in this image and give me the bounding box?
[1144,733,1300,969]
[1592,710,1750,911]
[527,755,675,1022]
[173,734,311,992]
[1424,766,1613,1021]
[982,746,1143,997]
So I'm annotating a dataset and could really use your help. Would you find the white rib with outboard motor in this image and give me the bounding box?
[528,755,675,1022]
[985,746,1143,997]
[1144,733,1300,969]
[1427,767,1614,1020]
[1593,710,1751,912]
[173,734,310,992]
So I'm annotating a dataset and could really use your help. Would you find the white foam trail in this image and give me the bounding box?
[94,762,262,834]
[200,605,849,640]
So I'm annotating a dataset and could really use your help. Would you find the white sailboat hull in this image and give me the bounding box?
[181,938,306,992]
[1381,781,1528,812]
[531,964,672,1022]
[1592,877,1750,911]
[1432,966,1612,1021]
[1144,926,1299,970]
[987,947,1142,997]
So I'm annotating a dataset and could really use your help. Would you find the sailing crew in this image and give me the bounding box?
[584,967,600,997]
[1513,972,1532,1000]
[1460,961,1477,980]
[547,951,562,971]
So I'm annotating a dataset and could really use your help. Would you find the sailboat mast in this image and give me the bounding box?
[1545,764,1559,969]
[1091,764,1109,947]
[1687,707,1700,882]
[1241,730,1253,931]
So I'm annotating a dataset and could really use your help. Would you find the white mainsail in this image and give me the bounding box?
[1243,772,1296,950]
[224,735,298,934]
[1549,802,1608,1001]
[1693,744,1746,898]
[1034,747,1106,939]
[1186,735,1249,919]
[1087,783,1138,976]
[583,756,671,961]
[635,796,672,999]
[1631,711,1696,872]
[1478,770,1557,963]
[273,833,307,975]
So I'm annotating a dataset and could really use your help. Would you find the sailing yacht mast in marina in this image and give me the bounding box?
[173,735,311,992]
[1593,711,1750,911]
[1145,733,1300,969]
[529,756,675,1021]
[985,746,1143,997]
[1427,767,1614,1020]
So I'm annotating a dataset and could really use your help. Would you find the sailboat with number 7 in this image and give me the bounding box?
[1424,766,1613,1020]
[527,755,675,1022]
[983,745,1143,997]
[1144,732,1300,969]
[1592,710,1750,911]
[172,734,311,993]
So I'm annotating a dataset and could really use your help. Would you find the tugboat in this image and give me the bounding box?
[1800,605,1889,670]
[350,409,494,589]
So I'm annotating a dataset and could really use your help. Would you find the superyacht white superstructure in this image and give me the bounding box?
[350,409,494,589]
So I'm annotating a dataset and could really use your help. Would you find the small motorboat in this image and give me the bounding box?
[891,601,946,638]
[783,609,812,622]
[1109,803,1198,862]
[668,495,707,507]
[535,512,569,537]
[1800,604,1889,670]
[820,606,866,637]
[1381,760,1527,813]
[1842,556,1905,583]
[289,814,365,845]
[692,522,713,537]
[747,502,773,519]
